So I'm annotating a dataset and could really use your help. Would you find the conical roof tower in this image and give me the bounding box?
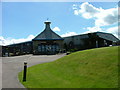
[33,21,63,40]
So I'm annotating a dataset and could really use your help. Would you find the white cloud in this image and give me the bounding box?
[61,32,77,37]
[0,35,35,46]
[53,27,60,32]
[72,4,78,10]
[95,8,118,26]
[106,26,120,39]
[73,2,118,26]
[83,26,102,34]
[73,2,119,39]
[82,26,119,39]
[74,10,79,15]
[73,2,100,19]
[79,2,100,19]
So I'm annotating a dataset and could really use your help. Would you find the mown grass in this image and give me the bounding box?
[18,46,119,88]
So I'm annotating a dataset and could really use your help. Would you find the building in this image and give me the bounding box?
[63,32,119,51]
[1,41,33,57]
[1,21,120,56]
[32,21,64,55]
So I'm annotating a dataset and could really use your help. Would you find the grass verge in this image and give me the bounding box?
[18,46,119,88]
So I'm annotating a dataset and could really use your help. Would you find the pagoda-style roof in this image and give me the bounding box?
[33,21,63,41]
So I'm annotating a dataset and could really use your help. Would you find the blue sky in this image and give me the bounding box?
[0,2,119,45]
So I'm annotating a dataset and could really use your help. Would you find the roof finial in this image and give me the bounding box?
[44,18,51,24]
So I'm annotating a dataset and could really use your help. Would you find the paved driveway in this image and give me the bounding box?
[2,54,66,89]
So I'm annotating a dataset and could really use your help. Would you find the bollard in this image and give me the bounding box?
[23,61,27,82]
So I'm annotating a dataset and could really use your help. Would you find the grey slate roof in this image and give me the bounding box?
[63,31,119,42]
[7,41,32,46]
[96,32,119,42]
[33,21,63,41]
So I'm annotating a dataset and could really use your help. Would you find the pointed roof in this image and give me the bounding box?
[33,21,63,41]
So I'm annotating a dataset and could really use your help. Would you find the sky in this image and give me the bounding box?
[0,2,119,45]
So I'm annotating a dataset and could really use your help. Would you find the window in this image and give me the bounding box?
[38,45,42,52]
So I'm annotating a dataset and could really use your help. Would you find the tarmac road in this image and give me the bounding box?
[2,54,66,89]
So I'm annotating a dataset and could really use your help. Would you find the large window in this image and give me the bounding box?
[38,44,59,53]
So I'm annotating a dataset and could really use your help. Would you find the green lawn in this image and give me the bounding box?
[18,46,119,88]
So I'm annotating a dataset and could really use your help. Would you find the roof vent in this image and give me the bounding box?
[44,21,51,30]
